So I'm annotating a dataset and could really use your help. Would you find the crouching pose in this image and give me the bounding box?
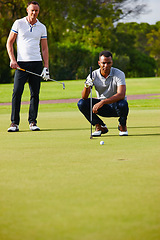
[77,50,129,136]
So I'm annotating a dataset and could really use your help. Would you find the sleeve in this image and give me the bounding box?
[11,20,18,34]
[116,71,126,86]
[41,25,47,39]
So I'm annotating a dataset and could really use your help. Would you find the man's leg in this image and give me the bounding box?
[11,69,28,125]
[115,100,129,135]
[98,99,129,135]
[78,98,105,126]
[28,61,42,125]
[115,100,129,126]
[78,98,129,135]
[97,99,129,122]
[78,98,109,136]
[28,76,40,124]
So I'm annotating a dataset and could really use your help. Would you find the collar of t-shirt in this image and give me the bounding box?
[25,17,39,32]
[100,67,113,79]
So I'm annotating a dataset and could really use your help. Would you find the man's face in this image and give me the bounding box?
[27,4,39,20]
[98,55,113,75]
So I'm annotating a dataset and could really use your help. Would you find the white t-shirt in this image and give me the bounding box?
[87,67,127,100]
[11,17,47,61]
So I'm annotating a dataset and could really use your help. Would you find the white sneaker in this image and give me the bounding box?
[8,123,19,132]
[29,122,40,131]
[92,124,108,137]
[118,124,128,136]
[119,130,128,136]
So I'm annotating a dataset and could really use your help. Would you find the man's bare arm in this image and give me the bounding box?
[93,85,126,114]
[6,31,19,69]
[81,86,91,99]
[41,38,49,68]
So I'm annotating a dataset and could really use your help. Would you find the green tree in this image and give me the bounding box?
[0,0,150,82]
[112,22,156,77]
[0,0,26,82]
[114,22,152,54]
[127,50,156,77]
[146,24,160,75]
[48,0,148,79]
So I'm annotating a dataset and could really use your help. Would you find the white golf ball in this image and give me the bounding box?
[100,141,104,145]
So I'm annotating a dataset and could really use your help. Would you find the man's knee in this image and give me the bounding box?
[117,100,129,115]
[77,98,88,111]
[12,87,23,98]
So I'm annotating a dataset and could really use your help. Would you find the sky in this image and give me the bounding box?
[121,0,160,25]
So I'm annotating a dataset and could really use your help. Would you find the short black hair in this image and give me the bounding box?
[99,50,112,58]
[27,1,40,7]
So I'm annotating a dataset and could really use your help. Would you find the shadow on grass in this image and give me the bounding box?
[40,125,160,131]
[129,134,160,136]
[102,133,160,137]
[41,126,160,137]
[17,128,89,133]
[40,128,89,132]
[16,126,160,137]
[128,126,160,129]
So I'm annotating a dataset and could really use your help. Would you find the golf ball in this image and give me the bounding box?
[100,141,104,145]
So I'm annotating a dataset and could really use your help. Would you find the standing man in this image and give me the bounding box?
[77,50,129,136]
[6,1,49,132]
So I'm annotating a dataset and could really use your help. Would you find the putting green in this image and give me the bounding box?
[0,106,159,240]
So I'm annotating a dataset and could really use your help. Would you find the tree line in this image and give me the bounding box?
[0,0,159,83]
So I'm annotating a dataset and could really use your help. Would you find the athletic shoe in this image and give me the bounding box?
[92,124,108,137]
[8,123,19,132]
[29,122,40,131]
[118,124,128,136]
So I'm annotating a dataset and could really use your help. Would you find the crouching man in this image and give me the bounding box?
[77,50,129,136]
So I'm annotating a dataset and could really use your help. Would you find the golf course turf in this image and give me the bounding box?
[0,78,160,240]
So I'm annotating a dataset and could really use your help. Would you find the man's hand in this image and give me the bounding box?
[85,76,94,88]
[41,67,50,81]
[92,101,104,114]
[10,60,19,69]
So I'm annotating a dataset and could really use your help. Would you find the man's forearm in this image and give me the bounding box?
[102,92,125,105]
[6,43,19,69]
[42,48,49,68]
[41,39,49,68]
[82,87,90,99]
[6,32,18,69]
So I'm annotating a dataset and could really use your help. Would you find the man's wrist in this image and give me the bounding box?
[84,83,90,88]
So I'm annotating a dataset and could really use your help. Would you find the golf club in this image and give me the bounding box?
[17,67,65,90]
[90,66,93,139]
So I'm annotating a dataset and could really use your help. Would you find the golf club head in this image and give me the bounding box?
[62,82,65,90]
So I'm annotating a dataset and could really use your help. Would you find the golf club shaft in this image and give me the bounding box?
[90,66,93,139]
[17,67,65,89]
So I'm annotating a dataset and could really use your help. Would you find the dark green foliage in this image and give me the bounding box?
[0,0,159,82]
[112,22,157,77]
[50,43,90,80]
[50,43,103,80]
[112,54,130,73]
[127,50,156,77]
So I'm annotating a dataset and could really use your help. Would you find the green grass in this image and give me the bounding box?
[126,77,160,95]
[0,77,160,103]
[0,78,160,240]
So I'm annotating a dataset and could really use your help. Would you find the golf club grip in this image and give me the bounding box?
[90,66,93,138]
[90,66,92,79]
[17,67,25,72]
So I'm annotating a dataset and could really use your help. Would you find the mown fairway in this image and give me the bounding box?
[0,78,160,240]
